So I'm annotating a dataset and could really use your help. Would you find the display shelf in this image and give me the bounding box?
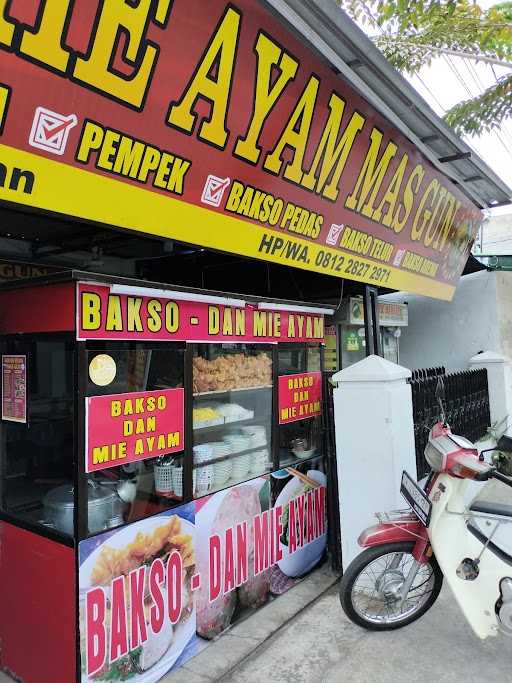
[193,384,272,397]
[278,451,319,468]
[194,468,272,499]
[193,415,267,432]
[192,443,269,469]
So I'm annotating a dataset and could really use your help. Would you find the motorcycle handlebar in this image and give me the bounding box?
[492,470,512,487]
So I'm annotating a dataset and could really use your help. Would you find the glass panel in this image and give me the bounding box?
[85,344,185,534]
[278,345,323,468]
[0,336,74,537]
[340,325,366,368]
[192,344,273,496]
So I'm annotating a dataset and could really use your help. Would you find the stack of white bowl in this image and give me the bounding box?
[222,433,251,481]
[195,463,214,497]
[222,433,251,453]
[209,441,233,487]
[231,452,251,480]
[240,425,267,448]
[193,443,214,465]
[171,466,196,499]
[251,448,270,474]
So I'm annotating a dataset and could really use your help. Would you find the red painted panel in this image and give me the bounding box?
[0,282,74,334]
[0,522,76,682]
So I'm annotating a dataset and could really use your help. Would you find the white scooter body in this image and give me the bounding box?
[429,472,512,639]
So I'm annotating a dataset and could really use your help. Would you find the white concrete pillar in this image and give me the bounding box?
[469,351,512,437]
[332,355,417,569]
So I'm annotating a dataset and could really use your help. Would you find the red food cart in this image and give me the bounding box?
[0,272,331,682]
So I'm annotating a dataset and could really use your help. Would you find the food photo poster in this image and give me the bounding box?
[79,468,327,681]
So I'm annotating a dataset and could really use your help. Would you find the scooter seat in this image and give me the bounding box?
[470,501,512,518]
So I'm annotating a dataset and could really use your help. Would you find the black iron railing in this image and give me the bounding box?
[410,367,490,478]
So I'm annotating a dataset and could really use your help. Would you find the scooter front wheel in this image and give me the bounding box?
[339,541,443,631]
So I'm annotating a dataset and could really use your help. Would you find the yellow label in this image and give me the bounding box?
[0,143,455,300]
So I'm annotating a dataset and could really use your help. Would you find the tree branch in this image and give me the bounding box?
[385,40,512,68]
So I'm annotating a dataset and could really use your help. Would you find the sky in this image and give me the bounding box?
[355,0,512,215]
[409,60,512,215]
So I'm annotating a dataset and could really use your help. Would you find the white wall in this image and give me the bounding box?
[480,213,512,255]
[381,270,502,371]
[497,272,512,360]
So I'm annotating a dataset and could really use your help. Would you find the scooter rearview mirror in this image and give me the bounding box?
[497,434,512,454]
[435,377,446,423]
[435,377,446,401]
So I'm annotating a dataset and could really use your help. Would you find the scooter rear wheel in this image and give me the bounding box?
[339,541,443,631]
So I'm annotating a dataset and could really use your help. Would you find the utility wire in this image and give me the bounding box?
[414,73,447,112]
[446,56,512,164]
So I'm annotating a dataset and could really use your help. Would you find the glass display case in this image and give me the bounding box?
[0,335,74,537]
[277,344,323,468]
[0,273,331,683]
[85,342,186,531]
[0,334,327,542]
[192,344,273,497]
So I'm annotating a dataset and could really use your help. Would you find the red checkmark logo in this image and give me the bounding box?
[29,107,78,155]
[201,175,231,207]
[41,116,76,141]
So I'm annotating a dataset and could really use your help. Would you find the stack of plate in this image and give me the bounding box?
[240,425,267,448]
[222,433,251,454]
[172,466,196,498]
[251,448,270,474]
[209,441,233,487]
[231,453,251,479]
[195,464,214,497]
[215,403,254,422]
[193,443,214,464]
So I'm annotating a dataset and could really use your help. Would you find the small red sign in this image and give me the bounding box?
[2,355,27,423]
[278,372,322,424]
[86,388,184,473]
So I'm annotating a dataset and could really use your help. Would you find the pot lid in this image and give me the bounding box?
[44,481,116,508]
[44,483,75,509]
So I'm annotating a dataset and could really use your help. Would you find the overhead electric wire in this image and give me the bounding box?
[414,73,447,113]
[446,56,512,164]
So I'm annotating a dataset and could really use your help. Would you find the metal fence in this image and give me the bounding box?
[410,367,491,478]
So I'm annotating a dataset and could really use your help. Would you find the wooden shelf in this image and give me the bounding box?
[193,443,269,468]
[193,415,271,432]
[193,384,272,397]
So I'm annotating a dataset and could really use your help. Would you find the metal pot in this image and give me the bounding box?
[43,480,117,535]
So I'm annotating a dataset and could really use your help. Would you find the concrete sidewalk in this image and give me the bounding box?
[217,584,509,683]
[1,565,508,682]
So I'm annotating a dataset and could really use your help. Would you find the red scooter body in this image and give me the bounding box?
[358,516,431,562]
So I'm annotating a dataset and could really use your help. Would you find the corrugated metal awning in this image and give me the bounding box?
[264,0,512,210]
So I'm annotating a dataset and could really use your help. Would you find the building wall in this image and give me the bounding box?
[381,270,503,371]
[497,271,512,360]
[480,213,512,255]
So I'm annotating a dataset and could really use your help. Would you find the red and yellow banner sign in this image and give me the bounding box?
[0,0,481,300]
[78,283,325,343]
[86,388,184,473]
[278,372,322,424]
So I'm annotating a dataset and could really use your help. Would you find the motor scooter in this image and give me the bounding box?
[339,379,512,637]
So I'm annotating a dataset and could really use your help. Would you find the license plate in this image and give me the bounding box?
[400,470,432,526]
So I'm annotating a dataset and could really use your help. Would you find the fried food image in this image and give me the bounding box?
[90,515,195,586]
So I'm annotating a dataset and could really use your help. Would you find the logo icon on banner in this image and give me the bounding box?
[201,175,231,207]
[393,249,406,267]
[326,224,344,246]
[29,107,77,155]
